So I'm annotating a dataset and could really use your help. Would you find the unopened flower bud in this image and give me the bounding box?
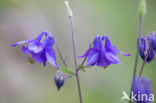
[64,1,73,17]
[139,0,146,17]
[55,71,66,90]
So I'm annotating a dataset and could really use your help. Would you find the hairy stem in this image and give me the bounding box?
[129,15,143,103]
[69,16,83,103]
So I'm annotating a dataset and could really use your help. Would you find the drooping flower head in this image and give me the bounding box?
[55,70,66,90]
[137,36,155,63]
[150,31,156,51]
[11,31,58,68]
[79,35,130,67]
[132,76,152,103]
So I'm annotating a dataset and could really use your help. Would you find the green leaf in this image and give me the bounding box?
[78,65,83,69]
[60,67,73,76]
[80,68,86,72]
[78,65,91,72]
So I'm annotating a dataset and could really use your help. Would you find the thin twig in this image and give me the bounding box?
[139,46,152,77]
[64,1,83,102]
[129,15,143,103]
[55,41,68,67]
[77,42,93,71]
[69,16,83,103]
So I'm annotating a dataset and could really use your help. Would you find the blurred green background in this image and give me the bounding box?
[0,0,156,103]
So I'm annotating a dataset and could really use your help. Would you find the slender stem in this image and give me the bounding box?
[133,15,143,78]
[138,16,143,38]
[129,50,139,103]
[77,42,93,71]
[129,15,143,103]
[75,72,83,103]
[55,41,68,67]
[139,46,151,77]
[139,61,146,77]
[69,16,83,103]
[70,16,78,70]
[133,15,143,80]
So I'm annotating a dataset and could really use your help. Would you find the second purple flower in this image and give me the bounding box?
[78,35,130,67]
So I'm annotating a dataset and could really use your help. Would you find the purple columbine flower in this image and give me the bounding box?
[150,31,156,51]
[132,77,152,103]
[137,36,155,63]
[11,31,58,68]
[78,35,130,67]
